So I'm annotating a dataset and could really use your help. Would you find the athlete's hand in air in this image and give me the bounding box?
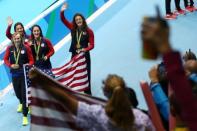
[61,3,68,12]
[7,16,13,26]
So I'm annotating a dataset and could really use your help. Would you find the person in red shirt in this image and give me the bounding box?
[28,25,54,70]
[4,32,34,126]
[60,3,94,95]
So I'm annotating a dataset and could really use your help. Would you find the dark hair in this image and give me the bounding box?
[14,22,27,38]
[183,49,197,62]
[30,25,43,39]
[157,62,168,95]
[126,87,138,108]
[14,22,25,32]
[72,13,88,31]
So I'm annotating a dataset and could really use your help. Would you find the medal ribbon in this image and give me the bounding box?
[34,41,41,60]
[14,48,21,64]
[76,31,83,49]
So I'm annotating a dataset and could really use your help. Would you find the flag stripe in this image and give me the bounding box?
[71,83,89,91]
[30,97,67,113]
[69,79,89,88]
[31,124,76,131]
[52,53,85,74]
[25,53,90,106]
[67,76,88,87]
[52,53,89,92]
[58,72,88,84]
[31,106,74,122]
[29,68,106,131]
[74,87,90,92]
[52,52,84,71]
[57,69,88,84]
[24,53,92,130]
[31,115,80,129]
[53,60,86,77]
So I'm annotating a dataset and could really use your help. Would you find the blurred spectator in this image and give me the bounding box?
[30,72,155,131]
[148,65,169,130]
[141,11,197,130]
[169,94,189,131]
[183,49,197,62]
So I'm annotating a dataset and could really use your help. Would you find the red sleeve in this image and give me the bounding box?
[25,45,34,65]
[44,38,54,58]
[6,25,13,40]
[3,46,11,67]
[84,28,94,51]
[60,11,73,30]
[163,51,197,130]
[24,41,31,47]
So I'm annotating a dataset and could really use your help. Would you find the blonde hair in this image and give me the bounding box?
[104,75,134,130]
[12,32,21,39]
[12,32,22,44]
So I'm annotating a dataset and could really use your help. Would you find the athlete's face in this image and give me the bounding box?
[16,25,24,35]
[75,16,83,27]
[33,27,41,39]
[13,34,22,46]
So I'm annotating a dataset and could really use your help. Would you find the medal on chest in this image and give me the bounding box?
[14,48,21,64]
[34,42,41,61]
[76,31,83,49]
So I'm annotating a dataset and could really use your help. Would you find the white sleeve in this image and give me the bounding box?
[76,102,103,129]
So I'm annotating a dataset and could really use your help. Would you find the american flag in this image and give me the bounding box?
[24,65,54,106]
[24,53,90,106]
[52,52,89,92]
[29,69,157,131]
[29,68,106,131]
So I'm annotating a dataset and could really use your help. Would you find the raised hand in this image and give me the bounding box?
[148,65,159,83]
[61,3,68,12]
[7,16,13,26]
[141,7,171,54]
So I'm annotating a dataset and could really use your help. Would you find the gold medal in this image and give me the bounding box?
[36,56,39,61]
[76,43,81,49]
[76,31,83,49]
[14,48,21,64]
[34,40,41,61]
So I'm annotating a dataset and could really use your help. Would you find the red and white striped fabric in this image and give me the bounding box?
[30,68,105,131]
[30,85,80,131]
[52,52,89,92]
[24,53,90,106]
